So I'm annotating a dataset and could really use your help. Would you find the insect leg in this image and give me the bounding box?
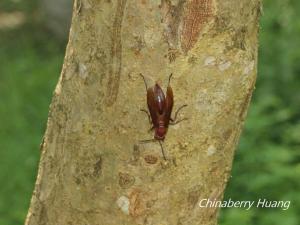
[169,118,188,125]
[171,104,188,122]
[140,109,152,124]
[139,73,148,91]
[159,140,167,160]
[167,73,173,87]
[139,139,156,143]
[139,139,167,160]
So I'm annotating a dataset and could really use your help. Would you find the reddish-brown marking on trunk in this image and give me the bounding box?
[181,0,214,53]
[128,188,158,220]
[129,189,146,217]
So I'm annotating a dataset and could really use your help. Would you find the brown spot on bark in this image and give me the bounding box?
[132,35,145,55]
[75,177,81,185]
[129,189,146,217]
[144,155,158,164]
[105,0,127,106]
[119,172,135,188]
[223,129,233,140]
[93,156,102,177]
[187,188,201,209]
[181,0,214,53]
[128,189,157,220]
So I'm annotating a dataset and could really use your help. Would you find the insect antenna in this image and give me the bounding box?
[139,73,148,91]
[172,104,188,122]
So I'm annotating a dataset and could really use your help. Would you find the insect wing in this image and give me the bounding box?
[146,86,160,127]
[164,86,174,125]
[153,84,166,114]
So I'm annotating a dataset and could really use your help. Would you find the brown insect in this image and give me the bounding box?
[140,73,187,160]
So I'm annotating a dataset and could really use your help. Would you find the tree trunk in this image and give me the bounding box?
[25,0,261,224]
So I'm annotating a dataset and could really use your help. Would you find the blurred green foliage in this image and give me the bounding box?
[220,0,300,224]
[0,0,36,13]
[0,0,299,225]
[0,1,65,224]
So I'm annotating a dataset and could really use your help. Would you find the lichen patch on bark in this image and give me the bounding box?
[117,196,130,215]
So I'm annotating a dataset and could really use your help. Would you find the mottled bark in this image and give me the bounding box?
[25,0,261,224]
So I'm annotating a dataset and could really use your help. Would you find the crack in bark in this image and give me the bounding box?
[239,77,256,120]
[105,0,127,106]
[160,0,186,62]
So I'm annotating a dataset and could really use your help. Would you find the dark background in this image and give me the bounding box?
[0,0,299,224]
